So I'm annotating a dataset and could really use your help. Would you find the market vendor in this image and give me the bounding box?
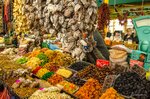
[112,31,123,42]
[124,28,134,42]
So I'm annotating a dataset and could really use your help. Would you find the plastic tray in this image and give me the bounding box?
[101,75,118,93]
[131,65,146,78]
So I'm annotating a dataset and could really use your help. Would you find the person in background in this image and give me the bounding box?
[133,29,139,44]
[124,28,134,42]
[113,31,122,42]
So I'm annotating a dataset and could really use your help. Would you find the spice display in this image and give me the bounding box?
[37,53,49,66]
[75,78,102,99]
[29,87,73,99]
[98,3,110,31]
[67,76,86,87]
[68,61,90,71]
[77,65,114,83]
[114,72,150,99]
[36,68,50,78]
[48,74,64,85]
[100,87,124,99]
[16,57,28,64]
[57,81,79,94]
[26,57,41,70]
[56,68,73,78]
[41,72,54,80]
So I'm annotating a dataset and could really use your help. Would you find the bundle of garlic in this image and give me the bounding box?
[13,0,29,34]
[22,0,98,60]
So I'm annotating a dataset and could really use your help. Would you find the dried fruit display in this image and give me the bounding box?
[29,87,74,99]
[48,74,64,85]
[36,68,49,78]
[114,72,150,99]
[77,65,114,83]
[43,63,59,72]
[68,61,91,71]
[57,81,79,94]
[13,0,29,33]
[56,68,73,78]
[67,76,86,87]
[14,87,37,98]
[75,78,102,99]
[26,57,41,70]
[21,0,98,60]
[100,87,124,99]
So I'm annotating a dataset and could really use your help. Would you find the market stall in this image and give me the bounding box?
[0,0,150,99]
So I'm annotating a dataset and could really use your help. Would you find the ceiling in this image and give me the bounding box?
[97,0,150,7]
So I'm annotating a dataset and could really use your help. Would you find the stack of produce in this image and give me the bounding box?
[77,65,115,83]
[26,57,41,70]
[114,72,150,99]
[36,68,50,78]
[1,48,18,55]
[26,49,74,68]
[67,76,86,87]
[21,0,97,60]
[13,0,29,34]
[56,68,73,78]
[0,55,22,73]
[16,57,28,64]
[75,78,102,99]
[37,53,49,66]
[68,61,91,71]
[44,50,75,67]
[29,87,74,99]
[57,81,79,94]
[100,87,124,99]
[48,74,64,85]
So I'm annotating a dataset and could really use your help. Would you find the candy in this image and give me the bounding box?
[57,81,79,94]
[36,68,49,78]
[48,74,64,85]
[56,68,72,78]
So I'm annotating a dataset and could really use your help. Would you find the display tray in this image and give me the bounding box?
[61,90,78,99]
[68,61,91,72]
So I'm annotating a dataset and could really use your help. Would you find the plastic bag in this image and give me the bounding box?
[48,44,59,50]
[96,59,110,68]
[111,45,132,53]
